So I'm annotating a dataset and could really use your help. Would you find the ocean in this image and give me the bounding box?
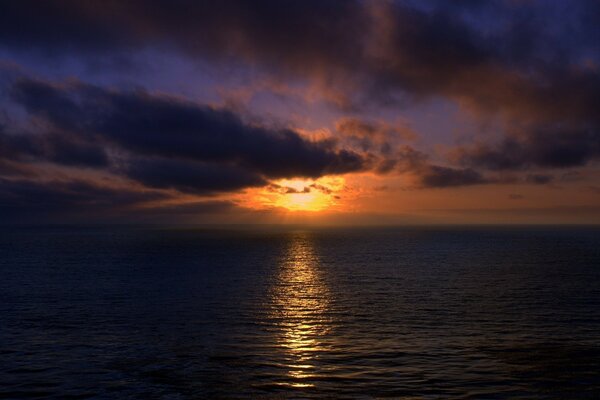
[1,226,599,398]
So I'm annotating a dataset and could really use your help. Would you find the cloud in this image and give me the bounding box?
[0,177,169,223]
[453,126,600,171]
[0,74,376,221]
[0,174,242,224]
[0,127,108,168]
[0,0,598,223]
[0,76,370,223]
[417,165,489,188]
[336,117,416,146]
[334,117,418,167]
[123,157,266,194]
[266,183,311,195]
[7,76,366,191]
[525,174,554,185]
[130,200,237,222]
[2,0,598,122]
[386,144,499,188]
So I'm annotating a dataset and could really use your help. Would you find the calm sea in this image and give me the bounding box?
[1,226,599,399]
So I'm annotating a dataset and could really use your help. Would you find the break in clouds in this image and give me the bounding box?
[0,0,599,221]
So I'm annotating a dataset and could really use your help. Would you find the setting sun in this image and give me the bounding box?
[273,179,330,211]
[276,191,329,211]
[239,177,345,212]
[3,1,600,399]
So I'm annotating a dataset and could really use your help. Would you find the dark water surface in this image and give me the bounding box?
[1,226,599,399]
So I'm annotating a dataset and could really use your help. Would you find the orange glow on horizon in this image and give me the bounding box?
[239,177,346,212]
[273,179,331,211]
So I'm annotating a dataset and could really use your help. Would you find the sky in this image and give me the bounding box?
[0,0,599,224]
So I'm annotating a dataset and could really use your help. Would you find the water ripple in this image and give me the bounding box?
[1,226,599,398]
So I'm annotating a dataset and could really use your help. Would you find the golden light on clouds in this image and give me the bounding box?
[239,177,346,212]
[272,179,334,212]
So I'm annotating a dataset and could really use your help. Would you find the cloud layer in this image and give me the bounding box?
[0,0,599,221]
[0,76,370,220]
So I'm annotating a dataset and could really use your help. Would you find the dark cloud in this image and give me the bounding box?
[266,183,312,195]
[387,145,430,174]
[11,78,366,178]
[117,199,239,225]
[454,127,600,171]
[389,145,499,188]
[124,158,266,194]
[335,117,416,155]
[282,187,310,194]
[266,182,339,195]
[0,74,372,223]
[310,184,334,195]
[0,177,169,223]
[0,0,366,66]
[0,175,238,224]
[525,174,554,185]
[0,72,379,226]
[7,77,366,191]
[560,170,584,183]
[264,181,342,196]
[2,0,598,123]
[417,165,489,188]
[0,128,108,168]
[0,0,598,219]
[0,159,36,177]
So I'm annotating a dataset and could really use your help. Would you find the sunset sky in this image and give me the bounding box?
[0,0,599,224]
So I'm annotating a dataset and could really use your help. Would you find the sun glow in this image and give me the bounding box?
[239,177,345,212]
[273,180,330,211]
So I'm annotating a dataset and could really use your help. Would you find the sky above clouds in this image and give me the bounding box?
[0,0,599,224]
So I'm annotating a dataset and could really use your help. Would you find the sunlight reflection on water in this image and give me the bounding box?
[270,232,333,388]
[3,227,600,398]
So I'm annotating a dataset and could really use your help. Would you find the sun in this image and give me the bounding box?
[274,183,331,212]
[239,177,345,212]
